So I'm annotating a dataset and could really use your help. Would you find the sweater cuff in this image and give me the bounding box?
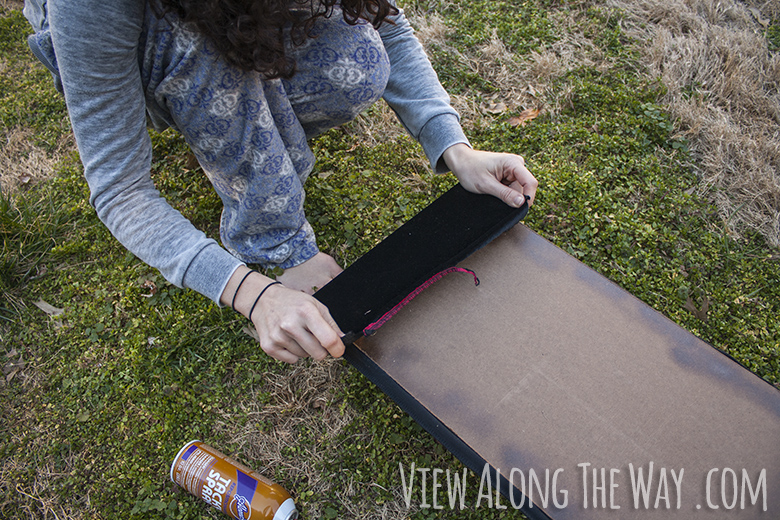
[418,113,470,173]
[182,242,245,306]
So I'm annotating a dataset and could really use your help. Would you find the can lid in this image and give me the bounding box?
[273,497,298,520]
[170,440,200,484]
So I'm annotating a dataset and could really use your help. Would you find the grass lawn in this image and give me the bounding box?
[1,0,778,518]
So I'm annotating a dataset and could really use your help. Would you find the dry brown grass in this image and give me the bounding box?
[404,1,780,248]
[1,458,85,520]
[213,356,417,519]
[1,368,87,520]
[0,0,24,10]
[609,0,780,246]
[406,8,614,127]
[0,2,72,195]
[0,127,70,194]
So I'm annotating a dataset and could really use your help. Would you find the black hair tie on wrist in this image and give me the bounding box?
[231,269,256,312]
[248,281,283,321]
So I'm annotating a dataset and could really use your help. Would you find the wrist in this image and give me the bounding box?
[248,281,283,322]
[220,266,278,319]
[442,143,473,171]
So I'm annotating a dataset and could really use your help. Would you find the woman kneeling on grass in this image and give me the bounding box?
[24,0,537,363]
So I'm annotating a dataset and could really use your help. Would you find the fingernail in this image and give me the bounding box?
[514,196,524,207]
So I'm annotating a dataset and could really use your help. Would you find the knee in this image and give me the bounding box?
[327,52,389,115]
[288,18,390,123]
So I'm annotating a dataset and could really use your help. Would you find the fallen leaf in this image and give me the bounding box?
[483,102,508,114]
[185,151,200,170]
[748,7,770,27]
[4,360,26,383]
[29,265,48,280]
[242,325,260,342]
[508,108,541,127]
[684,295,709,322]
[141,279,158,297]
[34,299,64,316]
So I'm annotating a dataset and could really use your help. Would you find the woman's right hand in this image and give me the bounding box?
[221,266,345,364]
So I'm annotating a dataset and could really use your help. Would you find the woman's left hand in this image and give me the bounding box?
[442,143,538,208]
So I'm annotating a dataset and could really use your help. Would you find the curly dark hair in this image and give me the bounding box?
[156,0,398,79]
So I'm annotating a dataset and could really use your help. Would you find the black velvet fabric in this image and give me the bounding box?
[313,183,529,341]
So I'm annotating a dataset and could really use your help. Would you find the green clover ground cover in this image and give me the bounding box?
[1,1,778,519]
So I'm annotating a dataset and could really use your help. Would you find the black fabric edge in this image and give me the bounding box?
[343,344,554,520]
[314,184,529,339]
[439,196,529,272]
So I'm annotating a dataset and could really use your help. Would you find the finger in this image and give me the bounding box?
[312,268,342,294]
[306,322,344,359]
[262,344,301,364]
[518,173,538,205]
[261,327,309,360]
[316,253,342,284]
[325,255,344,277]
[288,325,331,361]
[509,178,537,206]
[309,303,346,358]
[482,174,527,208]
[275,302,340,361]
[506,161,538,205]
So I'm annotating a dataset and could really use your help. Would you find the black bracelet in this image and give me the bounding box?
[248,281,282,321]
[231,269,256,312]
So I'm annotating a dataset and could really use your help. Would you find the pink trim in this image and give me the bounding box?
[362,267,479,336]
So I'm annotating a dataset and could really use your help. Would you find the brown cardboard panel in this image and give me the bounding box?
[359,224,780,519]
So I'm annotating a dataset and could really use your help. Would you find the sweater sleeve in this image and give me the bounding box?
[377,5,470,173]
[49,0,242,304]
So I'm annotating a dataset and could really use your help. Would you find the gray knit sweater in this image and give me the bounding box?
[24,0,468,304]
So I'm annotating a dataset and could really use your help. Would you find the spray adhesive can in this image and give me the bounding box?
[171,440,298,520]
